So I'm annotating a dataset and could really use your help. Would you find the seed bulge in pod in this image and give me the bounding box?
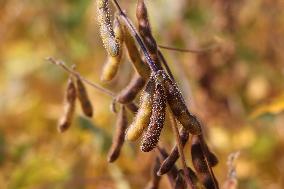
[159,70,201,135]
[75,76,93,117]
[191,135,219,189]
[58,77,77,133]
[125,76,155,141]
[141,78,166,152]
[100,17,124,82]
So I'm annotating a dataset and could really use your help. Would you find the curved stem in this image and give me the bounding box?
[168,108,196,189]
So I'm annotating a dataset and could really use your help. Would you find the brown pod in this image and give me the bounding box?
[123,24,150,79]
[75,76,93,117]
[157,128,190,175]
[191,135,219,189]
[58,77,77,133]
[157,147,178,184]
[107,106,128,162]
[116,73,146,104]
[198,135,218,167]
[125,77,155,141]
[136,0,162,70]
[145,157,161,189]
[141,79,166,152]
[158,70,202,135]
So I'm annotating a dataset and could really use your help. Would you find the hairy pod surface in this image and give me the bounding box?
[107,106,128,162]
[97,0,120,57]
[116,74,146,104]
[58,77,77,133]
[145,157,161,189]
[191,135,219,189]
[158,70,202,135]
[125,77,155,141]
[123,24,150,79]
[157,128,190,175]
[75,76,93,117]
[141,78,166,152]
[100,17,124,81]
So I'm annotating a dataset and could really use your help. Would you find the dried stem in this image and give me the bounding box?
[168,108,196,189]
[111,0,159,73]
[46,57,115,97]
[158,44,218,53]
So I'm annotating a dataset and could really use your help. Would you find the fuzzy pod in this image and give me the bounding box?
[145,157,161,189]
[107,106,128,162]
[191,135,219,189]
[157,128,190,176]
[125,77,155,141]
[123,24,150,79]
[97,0,120,57]
[100,17,124,81]
[141,79,166,152]
[116,74,146,104]
[58,77,77,133]
[158,70,202,135]
[136,0,162,70]
[75,76,93,117]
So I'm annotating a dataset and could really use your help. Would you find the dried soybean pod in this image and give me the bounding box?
[191,135,219,189]
[101,17,124,81]
[116,73,146,104]
[97,0,120,57]
[123,24,150,79]
[125,77,155,141]
[136,0,162,70]
[107,105,128,162]
[160,70,202,135]
[157,128,190,175]
[75,76,93,117]
[198,135,218,167]
[141,78,166,152]
[58,77,77,133]
[145,157,161,189]
[157,147,178,185]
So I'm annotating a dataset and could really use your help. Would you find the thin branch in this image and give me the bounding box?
[111,0,159,73]
[158,44,218,53]
[168,108,196,189]
[46,57,115,97]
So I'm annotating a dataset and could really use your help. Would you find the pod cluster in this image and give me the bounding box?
[58,75,93,133]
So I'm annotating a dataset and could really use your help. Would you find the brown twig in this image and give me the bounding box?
[46,57,115,97]
[168,108,196,189]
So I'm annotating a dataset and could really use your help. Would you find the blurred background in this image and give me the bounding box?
[0,0,284,188]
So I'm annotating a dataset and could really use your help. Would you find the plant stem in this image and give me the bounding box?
[111,0,159,73]
[168,108,196,189]
[46,57,115,97]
